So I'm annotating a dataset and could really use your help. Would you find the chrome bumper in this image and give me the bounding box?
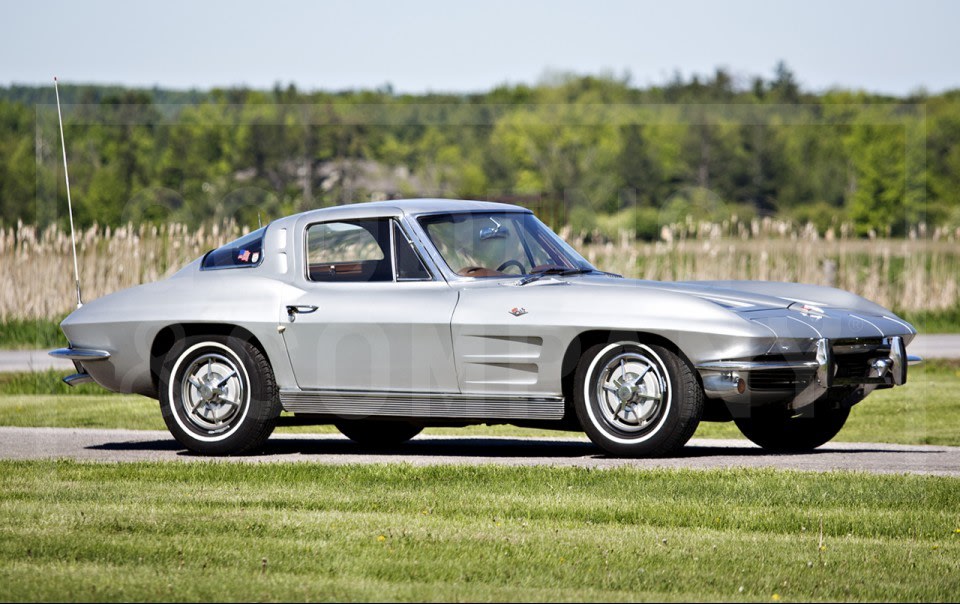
[49,347,111,361]
[697,336,922,409]
[49,347,110,387]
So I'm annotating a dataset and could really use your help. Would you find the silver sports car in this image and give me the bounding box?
[51,199,921,457]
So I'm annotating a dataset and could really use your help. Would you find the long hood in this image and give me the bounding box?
[575,276,914,335]
[588,278,793,310]
[574,277,900,317]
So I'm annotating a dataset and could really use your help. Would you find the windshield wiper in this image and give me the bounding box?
[516,266,595,286]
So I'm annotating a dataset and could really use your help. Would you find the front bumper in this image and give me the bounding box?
[696,336,922,409]
[49,347,111,386]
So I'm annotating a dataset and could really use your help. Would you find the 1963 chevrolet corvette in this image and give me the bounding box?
[51,199,921,457]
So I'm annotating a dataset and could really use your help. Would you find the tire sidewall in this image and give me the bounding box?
[581,342,673,445]
[165,340,252,443]
[160,335,275,454]
[576,341,696,457]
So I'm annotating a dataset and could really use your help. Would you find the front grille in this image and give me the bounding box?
[743,338,889,391]
[747,369,815,391]
[834,351,878,381]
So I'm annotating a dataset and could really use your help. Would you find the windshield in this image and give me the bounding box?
[418,212,594,278]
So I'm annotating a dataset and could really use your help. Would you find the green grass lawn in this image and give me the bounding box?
[2,363,958,601]
[3,362,958,446]
[1,461,958,602]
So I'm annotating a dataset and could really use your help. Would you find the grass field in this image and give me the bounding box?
[0,461,958,602]
[1,361,958,601]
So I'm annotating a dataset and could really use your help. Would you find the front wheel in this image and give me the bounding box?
[733,395,851,452]
[574,341,703,457]
[160,335,280,455]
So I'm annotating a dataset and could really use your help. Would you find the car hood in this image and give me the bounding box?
[565,276,916,342]
[562,276,897,316]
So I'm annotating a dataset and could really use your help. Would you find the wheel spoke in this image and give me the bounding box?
[602,384,618,394]
[602,395,620,416]
[629,364,651,385]
[188,377,203,391]
[216,370,237,388]
[636,392,662,402]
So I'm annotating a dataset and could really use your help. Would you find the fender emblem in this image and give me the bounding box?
[509,307,528,317]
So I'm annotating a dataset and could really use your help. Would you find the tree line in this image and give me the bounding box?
[1,64,958,238]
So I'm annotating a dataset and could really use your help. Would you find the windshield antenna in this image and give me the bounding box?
[54,76,83,308]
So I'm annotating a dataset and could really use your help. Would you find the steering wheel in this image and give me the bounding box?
[496,260,525,274]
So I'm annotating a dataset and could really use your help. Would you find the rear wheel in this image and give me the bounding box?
[733,393,852,452]
[160,335,280,455]
[574,341,703,457]
[336,420,423,446]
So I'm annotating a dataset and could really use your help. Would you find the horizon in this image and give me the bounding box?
[4,0,958,97]
[6,65,957,99]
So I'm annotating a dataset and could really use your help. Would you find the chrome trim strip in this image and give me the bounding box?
[389,216,398,282]
[696,360,820,372]
[279,389,565,420]
[49,347,111,361]
[907,355,923,366]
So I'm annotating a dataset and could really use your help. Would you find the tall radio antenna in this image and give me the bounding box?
[54,76,82,308]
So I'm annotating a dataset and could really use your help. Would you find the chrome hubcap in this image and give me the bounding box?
[596,351,667,432]
[180,353,244,431]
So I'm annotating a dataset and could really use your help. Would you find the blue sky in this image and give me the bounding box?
[4,0,957,95]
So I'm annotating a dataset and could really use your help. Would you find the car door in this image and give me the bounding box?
[280,217,460,393]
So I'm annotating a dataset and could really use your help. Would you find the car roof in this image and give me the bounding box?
[273,198,531,228]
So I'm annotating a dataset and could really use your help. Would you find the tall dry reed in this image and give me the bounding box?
[0,221,248,321]
[1,219,957,321]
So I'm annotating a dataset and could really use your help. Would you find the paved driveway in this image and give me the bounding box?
[2,427,958,476]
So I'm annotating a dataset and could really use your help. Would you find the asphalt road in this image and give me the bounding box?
[4,334,957,373]
[2,427,958,476]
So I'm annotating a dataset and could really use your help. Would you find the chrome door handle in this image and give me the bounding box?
[286,305,318,315]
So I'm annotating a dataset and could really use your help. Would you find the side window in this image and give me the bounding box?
[393,222,431,281]
[306,219,392,282]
